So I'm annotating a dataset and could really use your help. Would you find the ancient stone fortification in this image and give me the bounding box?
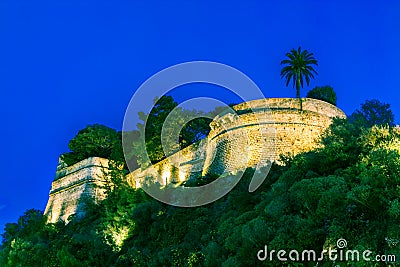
[127,139,207,188]
[44,157,108,223]
[127,98,345,186]
[45,98,346,222]
[203,98,345,175]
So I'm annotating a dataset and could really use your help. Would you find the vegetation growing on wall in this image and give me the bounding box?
[1,99,399,266]
[132,95,213,168]
[60,96,214,171]
[60,124,123,166]
[307,85,337,105]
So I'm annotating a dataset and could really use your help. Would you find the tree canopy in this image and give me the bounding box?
[60,96,214,170]
[349,99,395,128]
[306,85,337,105]
[130,95,213,168]
[60,124,123,166]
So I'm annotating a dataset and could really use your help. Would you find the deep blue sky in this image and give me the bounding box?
[1,1,400,233]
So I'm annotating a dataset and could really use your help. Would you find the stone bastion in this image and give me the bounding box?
[45,98,346,222]
[202,98,346,175]
[44,157,108,223]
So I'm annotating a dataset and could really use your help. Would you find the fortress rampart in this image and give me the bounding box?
[203,98,346,175]
[44,98,346,222]
[126,139,207,187]
[44,157,108,223]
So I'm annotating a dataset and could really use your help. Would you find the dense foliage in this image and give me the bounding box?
[60,96,213,170]
[307,85,337,106]
[60,124,123,166]
[2,99,399,266]
[132,95,212,167]
[349,99,395,128]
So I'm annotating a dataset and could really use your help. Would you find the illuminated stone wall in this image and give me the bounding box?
[44,157,108,223]
[126,139,207,187]
[202,98,346,175]
[44,98,346,222]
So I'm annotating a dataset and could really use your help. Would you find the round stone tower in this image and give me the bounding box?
[202,98,346,176]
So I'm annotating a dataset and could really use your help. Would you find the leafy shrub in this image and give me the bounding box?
[307,85,337,105]
[61,124,122,166]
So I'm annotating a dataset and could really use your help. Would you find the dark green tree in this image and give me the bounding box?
[307,85,337,105]
[0,209,58,266]
[349,99,395,128]
[61,124,122,166]
[132,95,212,168]
[281,46,318,110]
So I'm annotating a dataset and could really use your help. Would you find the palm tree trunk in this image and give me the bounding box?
[296,79,302,110]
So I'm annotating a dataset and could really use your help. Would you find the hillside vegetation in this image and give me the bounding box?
[1,99,399,266]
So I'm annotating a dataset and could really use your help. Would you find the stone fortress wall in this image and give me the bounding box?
[128,98,345,185]
[44,98,346,223]
[44,157,109,223]
[127,139,207,188]
[203,98,346,175]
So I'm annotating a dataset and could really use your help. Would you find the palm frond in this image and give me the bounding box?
[280,46,319,101]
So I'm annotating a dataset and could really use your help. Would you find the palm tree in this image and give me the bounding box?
[280,46,318,110]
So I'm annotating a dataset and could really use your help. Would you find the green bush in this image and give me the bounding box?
[60,124,122,166]
[307,85,337,105]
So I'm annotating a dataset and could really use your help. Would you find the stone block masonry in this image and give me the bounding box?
[126,138,207,188]
[45,98,346,222]
[202,98,346,175]
[44,157,109,223]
